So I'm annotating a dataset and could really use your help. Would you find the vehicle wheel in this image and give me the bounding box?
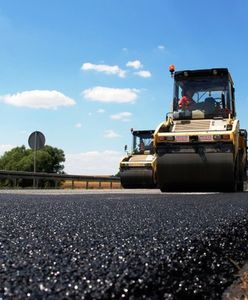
[160,185,167,193]
[232,164,238,192]
[153,173,157,188]
[237,153,244,192]
[237,181,244,192]
[224,160,238,192]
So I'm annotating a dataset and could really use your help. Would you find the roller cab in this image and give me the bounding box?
[154,68,247,192]
[120,130,157,188]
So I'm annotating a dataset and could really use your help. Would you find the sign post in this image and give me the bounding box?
[28,131,46,188]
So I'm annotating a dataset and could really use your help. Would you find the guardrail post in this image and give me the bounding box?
[99,181,101,189]
[110,181,113,189]
[86,181,89,189]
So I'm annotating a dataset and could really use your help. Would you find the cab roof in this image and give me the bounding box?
[132,130,154,136]
[174,68,233,85]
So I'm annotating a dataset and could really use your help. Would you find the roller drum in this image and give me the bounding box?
[157,152,235,192]
[120,168,155,189]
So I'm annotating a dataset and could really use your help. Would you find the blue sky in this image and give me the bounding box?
[0,0,248,175]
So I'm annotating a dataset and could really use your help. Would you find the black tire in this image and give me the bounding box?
[223,160,237,193]
[237,152,245,192]
[233,162,238,192]
[160,185,167,193]
[237,181,244,192]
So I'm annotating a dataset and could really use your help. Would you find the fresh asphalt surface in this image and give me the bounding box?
[1,190,248,300]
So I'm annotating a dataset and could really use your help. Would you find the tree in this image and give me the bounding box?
[0,145,65,187]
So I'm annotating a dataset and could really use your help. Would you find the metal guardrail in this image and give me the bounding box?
[0,170,121,189]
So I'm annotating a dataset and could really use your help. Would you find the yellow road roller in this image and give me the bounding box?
[120,129,157,188]
[154,67,247,192]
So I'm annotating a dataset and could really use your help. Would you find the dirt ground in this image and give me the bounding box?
[61,180,122,189]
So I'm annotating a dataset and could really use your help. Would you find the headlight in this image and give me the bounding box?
[158,136,175,141]
[213,134,230,140]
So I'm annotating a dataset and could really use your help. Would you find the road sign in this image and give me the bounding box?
[28,131,45,150]
[28,131,46,188]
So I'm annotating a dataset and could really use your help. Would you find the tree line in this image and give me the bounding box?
[0,145,65,187]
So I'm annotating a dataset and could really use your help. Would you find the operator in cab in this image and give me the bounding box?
[178,88,196,110]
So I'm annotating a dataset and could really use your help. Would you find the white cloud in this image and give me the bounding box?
[158,45,165,50]
[82,86,139,103]
[0,90,76,109]
[64,150,123,175]
[75,123,82,128]
[126,60,143,69]
[110,112,132,122]
[97,108,105,113]
[81,62,126,78]
[122,48,128,52]
[104,130,120,139]
[0,144,15,156]
[135,70,152,78]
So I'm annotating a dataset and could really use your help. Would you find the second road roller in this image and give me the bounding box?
[154,66,247,192]
[120,129,156,188]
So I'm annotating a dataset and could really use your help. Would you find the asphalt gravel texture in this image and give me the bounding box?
[1,191,248,300]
